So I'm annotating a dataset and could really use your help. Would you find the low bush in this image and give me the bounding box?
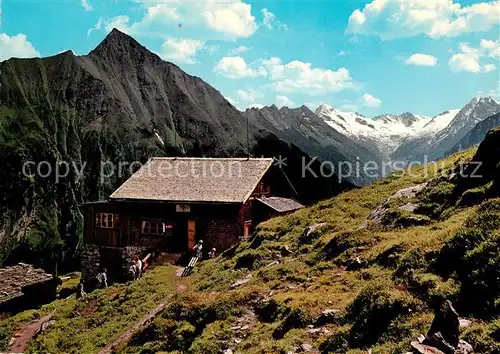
[462,320,500,354]
[345,284,421,346]
[235,250,264,269]
[272,308,310,339]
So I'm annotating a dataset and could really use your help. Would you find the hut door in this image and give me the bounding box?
[187,220,196,250]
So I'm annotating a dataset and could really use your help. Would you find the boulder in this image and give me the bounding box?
[301,343,313,352]
[423,332,456,354]
[426,300,460,349]
[299,223,327,244]
[230,274,252,288]
[346,257,364,270]
[399,202,418,212]
[281,245,292,257]
[411,341,446,354]
[315,308,341,326]
[458,319,471,329]
[455,340,474,354]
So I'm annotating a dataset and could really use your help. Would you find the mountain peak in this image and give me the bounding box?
[315,104,335,115]
[90,28,157,62]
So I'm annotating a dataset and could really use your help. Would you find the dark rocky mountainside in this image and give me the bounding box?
[445,112,500,157]
[243,105,381,185]
[0,29,351,271]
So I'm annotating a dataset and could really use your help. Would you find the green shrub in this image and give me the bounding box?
[272,308,310,339]
[462,319,500,354]
[235,250,264,269]
[0,324,12,351]
[381,210,430,228]
[346,284,421,346]
[319,327,350,353]
[254,299,283,323]
[376,244,407,268]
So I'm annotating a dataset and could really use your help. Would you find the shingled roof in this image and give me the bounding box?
[256,196,304,213]
[0,263,54,304]
[110,158,274,203]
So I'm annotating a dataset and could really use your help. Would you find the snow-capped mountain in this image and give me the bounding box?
[422,109,460,133]
[394,97,500,162]
[316,105,441,158]
[316,97,499,163]
[242,96,499,185]
[243,105,381,185]
[427,97,500,159]
[445,112,500,157]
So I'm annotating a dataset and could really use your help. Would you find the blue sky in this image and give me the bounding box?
[1,0,499,116]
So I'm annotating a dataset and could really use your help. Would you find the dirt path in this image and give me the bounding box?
[98,297,171,354]
[9,313,55,353]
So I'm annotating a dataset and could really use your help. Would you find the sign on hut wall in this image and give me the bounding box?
[176,204,191,213]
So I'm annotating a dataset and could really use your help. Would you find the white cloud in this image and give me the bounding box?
[489,88,500,99]
[480,39,500,58]
[205,44,219,55]
[482,64,497,73]
[249,103,264,109]
[159,38,205,64]
[449,40,499,73]
[98,1,258,41]
[214,56,266,78]
[276,95,295,107]
[260,57,355,94]
[347,0,500,40]
[335,50,349,57]
[449,53,481,73]
[224,96,245,111]
[228,45,250,55]
[261,8,287,30]
[81,0,93,11]
[405,53,438,66]
[88,17,104,37]
[214,56,356,94]
[360,93,382,108]
[0,33,40,61]
[237,89,260,102]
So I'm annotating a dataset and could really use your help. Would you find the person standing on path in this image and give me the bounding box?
[192,240,203,259]
[96,268,108,288]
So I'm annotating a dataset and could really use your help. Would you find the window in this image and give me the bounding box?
[96,213,119,229]
[141,220,167,235]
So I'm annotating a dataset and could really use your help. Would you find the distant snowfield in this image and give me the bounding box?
[316,104,458,157]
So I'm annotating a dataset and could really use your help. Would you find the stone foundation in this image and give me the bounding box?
[81,244,149,284]
[81,244,100,283]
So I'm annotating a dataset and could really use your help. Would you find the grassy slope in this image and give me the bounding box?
[0,266,190,353]
[1,148,499,353]
[122,147,498,354]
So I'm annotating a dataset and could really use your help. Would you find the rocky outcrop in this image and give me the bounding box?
[362,183,428,227]
[410,301,474,354]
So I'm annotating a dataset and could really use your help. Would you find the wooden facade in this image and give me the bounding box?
[81,158,303,282]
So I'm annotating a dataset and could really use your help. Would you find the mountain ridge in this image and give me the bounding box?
[0,28,352,271]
